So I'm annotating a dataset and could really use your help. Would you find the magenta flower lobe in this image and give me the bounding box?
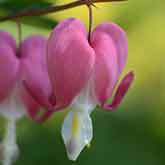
[47,18,134,112]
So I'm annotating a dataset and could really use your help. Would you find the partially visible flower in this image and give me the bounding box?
[0,31,53,120]
[19,35,54,122]
[47,18,134,161]
[0,31,53,165]
[0,31,24,120]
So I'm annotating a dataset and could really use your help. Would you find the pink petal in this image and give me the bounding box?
[0,42,19,101]
[92,23,128,74]
[54,18,87,38]
[91,29,118,105]
[21,80,53,122]
[20,83,41,121]
[19,35,53,120]
[103,71,134,111]
[47,18,95,110]
[0,31,17,52]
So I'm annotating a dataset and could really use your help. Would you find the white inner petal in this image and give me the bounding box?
[0,87,25,120]
[2,118,19,165]
[62,81,97,161]
[0,84,24,165]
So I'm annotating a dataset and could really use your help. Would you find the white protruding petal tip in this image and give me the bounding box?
[62,110,93,161]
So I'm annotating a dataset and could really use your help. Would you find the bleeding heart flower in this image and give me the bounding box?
[19,35,53,122]
[0,31,23,119]
[0,30,53,120]
[47,18,134,161]
[0,31,53,165]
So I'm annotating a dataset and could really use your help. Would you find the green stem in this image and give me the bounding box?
[16,18,22,49]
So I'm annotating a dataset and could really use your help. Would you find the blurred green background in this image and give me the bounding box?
[0,0,164,164]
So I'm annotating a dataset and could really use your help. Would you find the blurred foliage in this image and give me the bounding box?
[0,0,164,165]
[0,0,57,29]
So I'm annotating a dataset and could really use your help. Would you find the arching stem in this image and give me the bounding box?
[2,118,19,165]
[0,0,127,22]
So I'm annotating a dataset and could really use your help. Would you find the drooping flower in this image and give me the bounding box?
[0,31,22,165]
[47,18,134,161]
[0,31,53,165]
[19,35,54,122]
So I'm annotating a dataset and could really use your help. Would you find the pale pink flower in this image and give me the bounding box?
[47,18,134,160]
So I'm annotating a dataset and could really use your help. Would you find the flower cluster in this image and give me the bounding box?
[0,17,134,163]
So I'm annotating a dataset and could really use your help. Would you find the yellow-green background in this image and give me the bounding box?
[0,0,164,164]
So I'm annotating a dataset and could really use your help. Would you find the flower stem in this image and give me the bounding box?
[16,18,22,49]
[2,118,19,165]
[87,4,93,42]
[0,0,127,22]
